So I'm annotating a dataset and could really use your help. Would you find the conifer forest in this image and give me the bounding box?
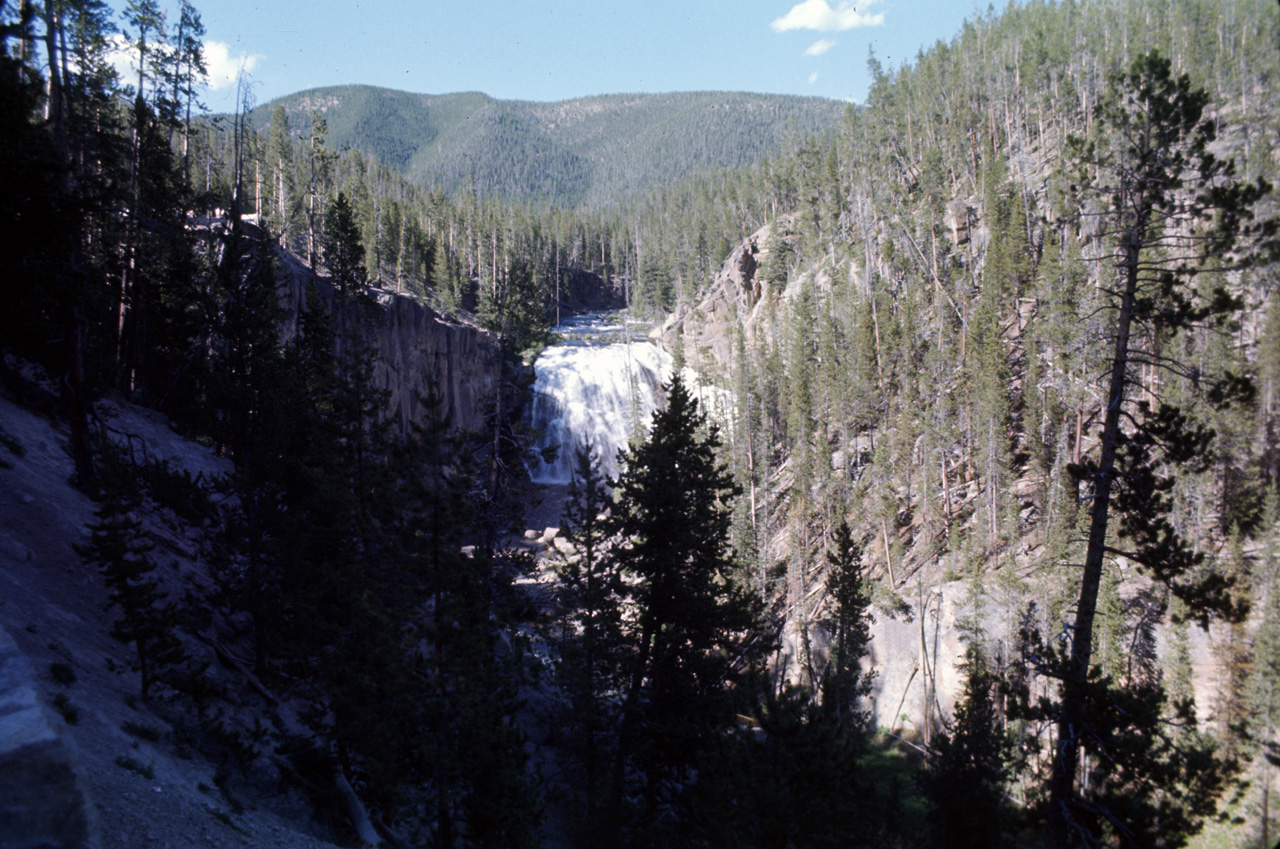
[2,1,1280,848]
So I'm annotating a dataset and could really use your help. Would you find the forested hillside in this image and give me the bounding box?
[655,2,1280,847]
[247,86,847,208]
[3,0,1280,848]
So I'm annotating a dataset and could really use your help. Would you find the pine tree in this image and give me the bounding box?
[760,221,793,289]
[924,648,1013,849]
[1249,511,1280,849]
[305,111,335,271]
[551,445,625,843]
[323,192,367,295]
[77,488,184,700]
[687,681,871,849]
[786,278,816,489]
[267,105,295,241]
[607,374,766,836]
[819,519,874,732]
[206,228,291,669]
[474,255,548,553]
[165,0,205,180]
[687,520,877,849]
[431,239,461,313]
[1213,527,1254,760]
[1165,597,1196,714]
[122,0,163,104]
[1044,52,1273,849]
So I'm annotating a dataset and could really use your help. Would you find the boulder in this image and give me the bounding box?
[0,627,96,849]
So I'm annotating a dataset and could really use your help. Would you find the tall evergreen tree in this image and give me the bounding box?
[607,374,766,838]
[267,104,295,240]
[551,445,624,845]
[121,0,162,103]
[1214,527,1254,760]
[687,521,878,849]
[305,110,334,271]
[163,0,205,179]
[687,679,872,849]
[819,519,873,731]
[924,648,1013,849]
[323,192,367,295]
[1044,51,1273,849]
[1250,508,1280,849]
[77,486,184,700]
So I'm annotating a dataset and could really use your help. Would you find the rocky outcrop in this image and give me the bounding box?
[372,292,500,435]
[658,223,771,372]
[274,245,502,435]
[656,218,830,381]
[0,627,96,849]
[943,198,975,245]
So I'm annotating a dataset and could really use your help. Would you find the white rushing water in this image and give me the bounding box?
[527,314,671,485]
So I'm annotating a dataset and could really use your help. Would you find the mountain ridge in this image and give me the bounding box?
[247,85,849,208]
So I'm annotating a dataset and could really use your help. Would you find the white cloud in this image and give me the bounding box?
[771,1,885,32]
[809,72,820,84]
[106,34,136,86]
[805,38,836,56]
[105,35,260,93]
[204,41,261,90]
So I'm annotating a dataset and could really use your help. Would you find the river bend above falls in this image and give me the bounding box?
[527,314,672,486]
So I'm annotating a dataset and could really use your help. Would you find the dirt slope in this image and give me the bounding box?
[0,389,342,849]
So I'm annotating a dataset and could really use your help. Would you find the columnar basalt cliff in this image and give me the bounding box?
[274,243,502,436]
[370,291,500,435]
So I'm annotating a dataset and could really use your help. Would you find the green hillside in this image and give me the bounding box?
[249,86,847,208]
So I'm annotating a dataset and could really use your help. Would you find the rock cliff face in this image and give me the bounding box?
[275,246,502,435]
[657,224,769,370]
[0,393,343,849]
[657,219,818,376]
[370,292,500,435]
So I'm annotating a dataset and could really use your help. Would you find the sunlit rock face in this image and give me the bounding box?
[528,315,671,485]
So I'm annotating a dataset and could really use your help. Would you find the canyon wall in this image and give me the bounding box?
[275,245,502,436]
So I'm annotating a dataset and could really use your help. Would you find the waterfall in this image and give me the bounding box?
[527,315,671,485]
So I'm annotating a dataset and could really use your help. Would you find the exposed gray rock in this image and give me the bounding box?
[865,582,969,733]
[658,224,768,370]
[0,391,346,849]
[373,290,501,435]
[273,234,503,436]
[95,398,234,482]
[944,199,974,245]
[0,627,96,849]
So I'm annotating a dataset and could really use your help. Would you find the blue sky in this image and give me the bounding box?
[107,0,978,111]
